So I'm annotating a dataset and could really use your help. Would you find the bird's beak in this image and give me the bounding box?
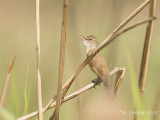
[78,35,87,41]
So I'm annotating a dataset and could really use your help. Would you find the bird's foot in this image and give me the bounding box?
[91,78,102,86]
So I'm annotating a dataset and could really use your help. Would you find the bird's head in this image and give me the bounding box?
[80,35,98,53]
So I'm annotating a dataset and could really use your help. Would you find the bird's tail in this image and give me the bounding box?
[103,81,111,96]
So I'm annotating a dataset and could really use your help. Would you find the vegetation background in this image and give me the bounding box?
[0,0,160,120]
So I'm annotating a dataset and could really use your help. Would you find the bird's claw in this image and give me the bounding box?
[91,78,102,86]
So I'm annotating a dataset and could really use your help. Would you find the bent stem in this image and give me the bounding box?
[0,53,16,119]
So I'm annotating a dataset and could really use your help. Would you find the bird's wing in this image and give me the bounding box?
[88,54,110,87]
[91,63,109,85]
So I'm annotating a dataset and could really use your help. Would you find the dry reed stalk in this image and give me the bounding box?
[50,0,69,120]
[17,67,124,120]
[36,0,43,119]
[114,67,126,96]
[134,1,156,120]
[139,0,156,98]
[49,68,125,109]
[61,0,151,100]
[16,17,155,120]
[0,53,16,119]
[48,1,151,116]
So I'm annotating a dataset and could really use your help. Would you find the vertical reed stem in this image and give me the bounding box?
[139,0,156,98]
[51,0,68,120]
[36,0,43,119]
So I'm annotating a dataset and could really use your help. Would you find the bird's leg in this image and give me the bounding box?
[91,77,102,88]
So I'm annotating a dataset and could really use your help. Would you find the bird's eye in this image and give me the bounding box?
[88,38,92,40]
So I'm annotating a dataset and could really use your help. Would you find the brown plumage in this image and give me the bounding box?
[81,35,110,95]
[87,49,110,88]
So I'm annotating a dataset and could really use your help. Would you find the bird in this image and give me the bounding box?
[80,35,110,96]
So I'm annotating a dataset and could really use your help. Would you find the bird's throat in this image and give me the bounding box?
[83,41,97,53]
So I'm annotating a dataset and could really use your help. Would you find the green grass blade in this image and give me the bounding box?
[127,55,150,120]
[23,62,30,115]
[11,71,20,117]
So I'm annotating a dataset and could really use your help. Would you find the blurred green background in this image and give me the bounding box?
[0,0,160,120]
